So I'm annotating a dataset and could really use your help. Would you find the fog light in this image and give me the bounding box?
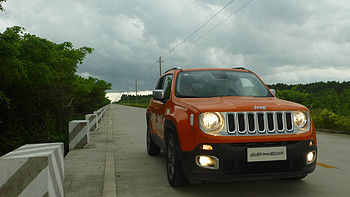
[200,144,213,151]
[306,151,316,164]
[196,155,219,170]
[309,140,313,146]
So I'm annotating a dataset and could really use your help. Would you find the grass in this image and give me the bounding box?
[116,102,149,108]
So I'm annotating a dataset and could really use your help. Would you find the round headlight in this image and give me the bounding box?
[294,111,308,128]
[200,112,224,134]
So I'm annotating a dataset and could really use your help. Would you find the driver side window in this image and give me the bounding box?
[163,75,173,101]
[155,74,173,101]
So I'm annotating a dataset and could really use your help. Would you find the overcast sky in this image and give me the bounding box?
[1,0,350,97]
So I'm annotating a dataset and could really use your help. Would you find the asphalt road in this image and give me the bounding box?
[111,104,350,197]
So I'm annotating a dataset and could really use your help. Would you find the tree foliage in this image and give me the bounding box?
[0,26,111,156]
[73,76,112,116]
[0,0,6,12]
[269,82,350,132]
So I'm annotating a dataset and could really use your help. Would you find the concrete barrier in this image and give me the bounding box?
[86,114,98,131]
[0,143,64,197]
[69,120,89,150]
[69,106,109,149]
[94,110,103,123]
[100,105,109,117]
[94,104,110,123]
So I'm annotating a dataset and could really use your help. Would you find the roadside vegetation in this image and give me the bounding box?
[117,81,350,133]
[116,94,152,108]
[269,82,350,133]
[0,26,111,156]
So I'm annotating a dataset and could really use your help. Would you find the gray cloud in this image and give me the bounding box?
[1,0,350,93]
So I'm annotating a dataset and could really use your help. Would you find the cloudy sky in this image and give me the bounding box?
[1,0,350,99]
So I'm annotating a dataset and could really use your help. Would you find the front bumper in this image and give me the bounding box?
[179,140,317,182]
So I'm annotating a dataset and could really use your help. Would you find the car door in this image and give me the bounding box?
[151,74,173,141]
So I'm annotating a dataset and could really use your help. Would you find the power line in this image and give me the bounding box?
[161,0,236,58]
[135,0,253,91]
[133,62,159,92]
[194,0,254,44]
[164,0,254,61]
[136,63,158,80]
[133,63,156,88]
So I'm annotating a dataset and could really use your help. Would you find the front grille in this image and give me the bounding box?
[227,111,294,135]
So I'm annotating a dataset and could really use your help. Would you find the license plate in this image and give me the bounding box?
[247,146,287,162]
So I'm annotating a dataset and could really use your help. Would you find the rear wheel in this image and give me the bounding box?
[166,132,188,187]
[146,122,160,156]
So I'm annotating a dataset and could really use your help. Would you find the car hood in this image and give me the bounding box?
[177,96,307,112]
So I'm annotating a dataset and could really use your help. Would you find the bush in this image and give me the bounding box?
[269,82,350,132]
[313,109,350,132]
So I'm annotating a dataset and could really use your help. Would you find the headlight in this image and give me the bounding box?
[294,111,308,128]
[200,112,224,134]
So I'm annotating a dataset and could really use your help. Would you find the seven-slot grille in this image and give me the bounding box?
[226,111,294,135]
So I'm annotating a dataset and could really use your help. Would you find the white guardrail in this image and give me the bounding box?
[86,114,98,131]
[68,120,90,150]
[0,104,110,196]
[69,105,109,150]
[0,143,64,197]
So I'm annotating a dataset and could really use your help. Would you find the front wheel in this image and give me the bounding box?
[166,132,188,187]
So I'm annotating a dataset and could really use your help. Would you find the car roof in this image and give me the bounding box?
[163,67,251,75]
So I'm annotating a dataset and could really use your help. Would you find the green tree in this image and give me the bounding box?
[0,0,6,12]
[270,81,350,132]
[72,76,111,116]
[0,26,110,156]
[275,86,310,107]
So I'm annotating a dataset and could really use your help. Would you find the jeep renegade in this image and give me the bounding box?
[146,68,317,187]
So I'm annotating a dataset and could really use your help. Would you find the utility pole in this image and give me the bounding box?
[127,88,129,102]
[135,80,138,100]
[156,56,164,76]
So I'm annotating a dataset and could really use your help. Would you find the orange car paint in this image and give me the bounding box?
[147,68,317,152]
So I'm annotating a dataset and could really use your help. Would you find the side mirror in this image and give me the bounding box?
[270,89,276,96]
[152,89,165,101]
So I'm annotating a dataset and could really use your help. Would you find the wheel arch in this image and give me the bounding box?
[164,119,178,145]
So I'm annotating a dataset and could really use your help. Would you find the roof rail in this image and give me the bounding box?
[232,67,247,70]
[163,67,182,74]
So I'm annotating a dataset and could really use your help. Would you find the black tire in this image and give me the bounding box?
[166,132,188,187]
[146,122,161,156]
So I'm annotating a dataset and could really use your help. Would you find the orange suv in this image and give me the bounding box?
[146,68,317,187]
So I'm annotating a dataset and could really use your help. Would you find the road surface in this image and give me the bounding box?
[111,104,350,197]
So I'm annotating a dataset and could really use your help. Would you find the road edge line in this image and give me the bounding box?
[103,108,117,197]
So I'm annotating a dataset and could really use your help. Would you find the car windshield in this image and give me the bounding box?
[175,70,272,98]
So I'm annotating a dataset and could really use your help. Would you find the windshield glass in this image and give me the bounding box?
[175,70,272,98]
